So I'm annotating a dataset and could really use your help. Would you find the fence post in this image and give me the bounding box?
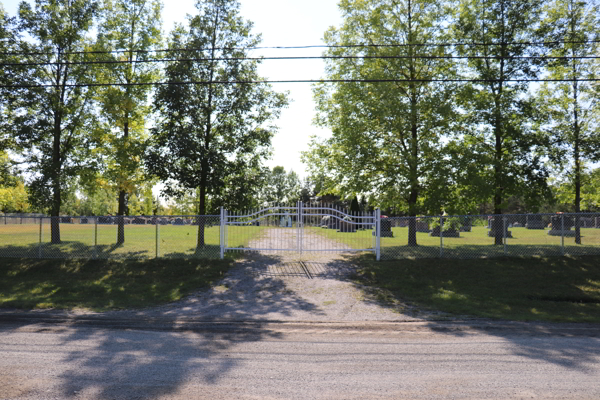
[38,217,43,259]
[94,217,98,260]
[375,208,381,261]
[440,215,444,258]
[503,216,507,255]
[220,207,225,259]
[561,214,565,256]
[156,221,160,258]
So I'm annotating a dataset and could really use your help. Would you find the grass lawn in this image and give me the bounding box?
[0,258,233,311]
[0,223,266,259]
[352,254,600,323]
[309,226,600,258]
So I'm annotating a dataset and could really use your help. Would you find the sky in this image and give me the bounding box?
[0,0,343,178]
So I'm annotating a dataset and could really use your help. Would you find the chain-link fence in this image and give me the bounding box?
[0,215,221,260]
[2,212,599,260]
[380,213,600,260]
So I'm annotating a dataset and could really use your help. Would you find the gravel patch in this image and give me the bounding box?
[132,228,449,322]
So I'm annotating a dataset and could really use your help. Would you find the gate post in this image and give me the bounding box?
[376,208,381,261]
[297,201,302,255]
[220,207,225,259]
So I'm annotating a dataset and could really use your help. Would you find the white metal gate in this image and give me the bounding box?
[221,202,380,257]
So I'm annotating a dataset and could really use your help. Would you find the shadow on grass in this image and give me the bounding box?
[381,243,600,259]
[347,253,600,371]
[0,242,228,260]
[0,252,328,399]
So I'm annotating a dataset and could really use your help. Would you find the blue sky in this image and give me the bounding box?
[1,0,343,177]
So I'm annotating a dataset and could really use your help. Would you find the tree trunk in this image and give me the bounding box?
[196,180,206,249]
[117,119,129,245]
[571,7,582,245]
[406,0,419,247]
[51,106,62,244]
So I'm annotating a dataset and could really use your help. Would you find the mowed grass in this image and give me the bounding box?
[310,226,600,258]
[0,258,233,311]
[0,223,266,259]
[352,254,600,323]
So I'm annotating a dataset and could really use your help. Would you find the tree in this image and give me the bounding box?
[452,0,550,244]
[306,0,457,246]
[10,0,99,243]
[261,166,301,205]
[537,0,600,243]
[94,0,162,244]
[146,0,287,249]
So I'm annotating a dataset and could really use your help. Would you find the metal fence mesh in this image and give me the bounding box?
[0,215,221,260]
[381,213,600,260]
[1,212,599,260]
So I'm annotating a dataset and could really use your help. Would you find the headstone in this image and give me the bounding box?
[487,218,513,238]
[378,218,393,237]
[460,216,472,232]
[173,218,185,225]
[575,217,593,228]
[548,215,575,236]
[339,217,356,233]
[280,213,292,228]
[60,217,72,223]
[159,218,169,225]
[98,216,113,224]
[429,224,460,237]
[511,222,522,228]
[526,214,545,229]
[132,217,147,225]
[416,219,431,233]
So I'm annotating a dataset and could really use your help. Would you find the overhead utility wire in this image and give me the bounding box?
[2,39,599,56]
[2,54,599,67]
[2,78,599,89]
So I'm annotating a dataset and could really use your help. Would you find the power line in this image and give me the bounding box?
[1,78,598,89]
[2,39,599,56]
[2,54,599,67]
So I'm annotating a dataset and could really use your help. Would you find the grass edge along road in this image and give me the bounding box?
[0,258,234,311]
[351,254,600,323]
[0,254,599,324]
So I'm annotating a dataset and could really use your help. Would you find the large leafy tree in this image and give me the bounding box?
[306,0,457,246]
[536,0,600,243]
[94,0,162,244]
[146,0,287,249]
[9,0,99,243]
[452,0,550,244]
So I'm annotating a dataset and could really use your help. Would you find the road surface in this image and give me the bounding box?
[1,318,599,399]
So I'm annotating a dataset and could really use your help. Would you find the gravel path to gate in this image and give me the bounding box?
[136,227,449,322]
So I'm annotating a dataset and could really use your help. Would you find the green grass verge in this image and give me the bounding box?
[0,258,234,311]
[351,255,600,323]
[0,224,266,259]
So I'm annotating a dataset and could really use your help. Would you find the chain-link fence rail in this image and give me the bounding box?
[381,213,600,260]
[0,215,221,260]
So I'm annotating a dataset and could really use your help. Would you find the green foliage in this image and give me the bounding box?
[8,0,100,242]
[306,0,459,245]
[93,0,163,220]
[535,0,600,214]
[146,0,288,219]
[451,0,552,216]
[260,166,302,205]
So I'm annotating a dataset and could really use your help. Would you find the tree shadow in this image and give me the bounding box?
[0,316,283,399]
[126,252,327,321]
[347,253,600,371]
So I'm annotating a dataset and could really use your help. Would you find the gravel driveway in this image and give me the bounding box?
[133,227,448,322]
